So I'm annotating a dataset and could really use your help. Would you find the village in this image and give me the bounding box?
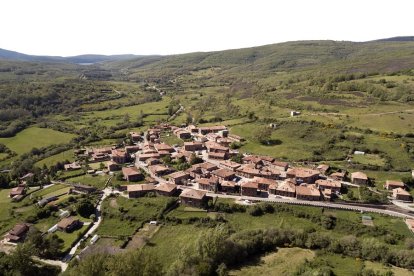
[77,123,413,205]
[2,122,414,270]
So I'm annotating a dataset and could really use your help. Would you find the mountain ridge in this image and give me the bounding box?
[0,48,141,64]
[1,36,414,65]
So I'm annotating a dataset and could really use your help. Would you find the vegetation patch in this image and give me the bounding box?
[66,174,109,190]
[0,127,75,155]
[229,247,315,276]
[98,196,171,237]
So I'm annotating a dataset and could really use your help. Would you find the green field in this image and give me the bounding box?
[0,127,75,155]
[98,196,170,237]
[230,122,345,161]
[229,248,315,276]
[142,224,204,267]
[36,149,75,167]
[66,174,109,189]
[352,154,386,167]
[167,205,209,219]
[55,224,89,252]
[33,184,70,198]
[138,199,414,273]
[159,132,183,146]
[0,188,38,235]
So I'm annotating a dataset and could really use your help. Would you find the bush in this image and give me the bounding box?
[248,205,264,216]
[76,199,95,218]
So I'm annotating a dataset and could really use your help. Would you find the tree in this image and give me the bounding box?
[320,215,336,230]
[77,199,95,218]
[230,153,243,164]
[189,153,203,165]
[253,126,272,145]
[347,189,355,200]
[116,172,124,181]
[401,176,414,187]
[27,228,64,258]
[229,142,241,149]
[8,243,37,275]
[0,173,10,189]
[247,111,256,121]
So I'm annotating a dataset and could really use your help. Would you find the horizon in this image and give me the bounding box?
[2,0,414,57]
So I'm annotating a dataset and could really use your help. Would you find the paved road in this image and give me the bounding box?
[167,104,184,122]
[135,160,168,184]
[206,192,414,219]
[62,187,113,265]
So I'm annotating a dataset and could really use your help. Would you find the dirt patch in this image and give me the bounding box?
[125,224,160,250]
[362,219,374,227]
[345,91,365,97]
[110,198,118,208]
[78,238,124,260]
[297,96,352,106]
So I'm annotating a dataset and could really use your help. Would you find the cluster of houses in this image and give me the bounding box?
[81,123,408,208]
[66,123,413,206]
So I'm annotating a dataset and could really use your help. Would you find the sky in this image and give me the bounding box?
[1,0,414,56]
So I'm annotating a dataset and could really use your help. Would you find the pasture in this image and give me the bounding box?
[66,174,109,190]
[229,248,315,276]
[97,196,169,237]
[0,127,75,155]
[36,149,75,167]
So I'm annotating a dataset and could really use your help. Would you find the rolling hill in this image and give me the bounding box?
[0,48,140,64]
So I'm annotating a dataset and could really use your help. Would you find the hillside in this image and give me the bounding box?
[1,39,414,172]
[105,40,414,78]
[0,48,140,64]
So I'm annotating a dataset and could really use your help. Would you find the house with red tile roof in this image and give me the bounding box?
[269,179,296,198]
[315,179,341,193]
[168,171,191,185]
[122,167,144,182]
[286,167,320,184]
[241,181,259,197]
[211,168,236,182]
[351,172,368,185]
[127,184,155,198]
[384,180,405,190]
[198,178,218,192]
[392,188,412,202]
[296,184,321,201]
[155,183,178,197]
[180,189,208,208]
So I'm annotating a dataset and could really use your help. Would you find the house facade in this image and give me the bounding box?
[180,189,208,208]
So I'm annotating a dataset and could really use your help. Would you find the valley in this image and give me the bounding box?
[0,39,414,275]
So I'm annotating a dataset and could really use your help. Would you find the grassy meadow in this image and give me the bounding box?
[97,196,170,237]
[35,149,75,167]
[0,127,75,155]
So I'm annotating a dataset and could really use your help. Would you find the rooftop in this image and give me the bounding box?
[296,184,321,197]
[57,217,79,229]
[351,171,368,180]
[155,183,177,193]
[212,168,235,178]
[180,189,207,200]
[316,179,341,188]
[122,167,141,176]
[127,184,155,192]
